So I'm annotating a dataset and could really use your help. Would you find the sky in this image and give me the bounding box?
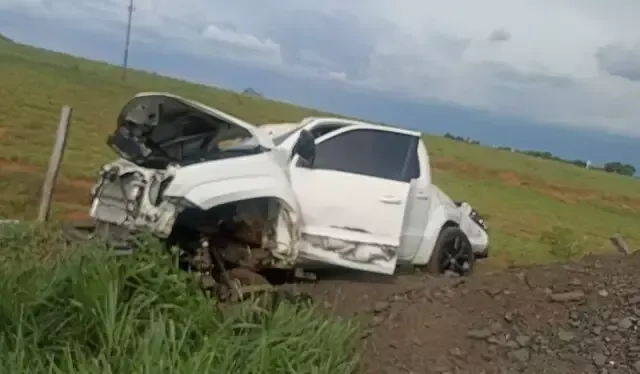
[1,0,639,169]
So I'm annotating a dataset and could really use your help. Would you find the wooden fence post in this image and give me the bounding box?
[37,106,73,222]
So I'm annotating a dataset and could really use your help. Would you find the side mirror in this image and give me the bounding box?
[293,129,316,167]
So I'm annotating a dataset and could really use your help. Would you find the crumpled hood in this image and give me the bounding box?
[108,92,274,165]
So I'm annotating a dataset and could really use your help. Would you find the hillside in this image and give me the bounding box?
[0,38,638,265]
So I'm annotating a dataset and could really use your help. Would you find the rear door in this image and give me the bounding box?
[289,125,420,274]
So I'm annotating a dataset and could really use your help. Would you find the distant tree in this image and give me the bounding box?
[444,132,464,141]
[604,162,636,176]
[242,87,263,98]
[440,133,637,176]
[622,164,636,176]
[522,150,554,160]
[443,132,480,144]
[569,160,587,168]
[604,161,622,173]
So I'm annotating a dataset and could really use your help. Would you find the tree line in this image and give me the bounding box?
[443,133,637,177]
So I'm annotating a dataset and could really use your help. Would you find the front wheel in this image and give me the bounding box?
[420,226,475,276]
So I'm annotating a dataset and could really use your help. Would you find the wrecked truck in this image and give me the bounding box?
[72,92,489,300]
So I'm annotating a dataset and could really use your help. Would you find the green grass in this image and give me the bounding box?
[0,38,639,264]
[0,223,359,373]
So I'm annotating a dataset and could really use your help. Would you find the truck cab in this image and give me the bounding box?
[261,117,489,274]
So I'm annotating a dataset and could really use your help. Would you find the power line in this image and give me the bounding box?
[121,0,134,81]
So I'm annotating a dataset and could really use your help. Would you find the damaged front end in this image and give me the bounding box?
[89,159,183,246]
[78,92,309,301]
[453,200,490,257]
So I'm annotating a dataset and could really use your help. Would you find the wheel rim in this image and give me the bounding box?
[439,235,473,275]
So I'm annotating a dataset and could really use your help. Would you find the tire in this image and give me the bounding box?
[422,226,475,276]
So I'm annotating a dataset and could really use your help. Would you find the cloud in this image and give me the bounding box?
[199,24,282,65]
[595,43,640,81]
[488,29,511,42]
[4,0,640,136]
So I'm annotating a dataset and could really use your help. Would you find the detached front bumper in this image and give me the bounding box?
[474,244,489,259]
[89,159,183,239]
[62,219,140,255]
[454,201,489,259]
[468,226,489,259]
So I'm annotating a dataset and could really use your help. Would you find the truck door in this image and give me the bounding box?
[397,140,432,262]
[289,125,420,274]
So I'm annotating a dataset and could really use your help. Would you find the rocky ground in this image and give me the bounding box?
[293,252,640,373]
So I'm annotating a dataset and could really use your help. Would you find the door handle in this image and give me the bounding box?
[380,195,402,204]
[416,192,429,200]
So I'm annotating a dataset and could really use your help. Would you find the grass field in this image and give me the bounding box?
[0,223,358,373]
[1,37,639,265]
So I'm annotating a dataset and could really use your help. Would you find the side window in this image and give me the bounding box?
[302,129,419,182]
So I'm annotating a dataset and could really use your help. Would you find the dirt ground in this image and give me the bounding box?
[293,253,640,374]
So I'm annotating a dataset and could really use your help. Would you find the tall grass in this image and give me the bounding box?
[0,223,359,373]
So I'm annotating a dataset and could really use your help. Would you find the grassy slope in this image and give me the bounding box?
[0,223,358,373]
[1,39,638,264]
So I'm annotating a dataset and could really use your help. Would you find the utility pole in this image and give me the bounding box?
[121,0,134,81]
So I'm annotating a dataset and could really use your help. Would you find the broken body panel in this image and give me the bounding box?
[262,118,489,273]
[91,93,302,268]
[89,93,489,277]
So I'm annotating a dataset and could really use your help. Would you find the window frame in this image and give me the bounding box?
[294,126,421,183]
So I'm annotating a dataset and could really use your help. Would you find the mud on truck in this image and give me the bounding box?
[67,92,489,301]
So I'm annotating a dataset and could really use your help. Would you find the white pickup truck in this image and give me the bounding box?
[84,92,489,296]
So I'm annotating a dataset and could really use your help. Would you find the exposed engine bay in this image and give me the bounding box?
[82,93,305,302]
[107,93,263,169]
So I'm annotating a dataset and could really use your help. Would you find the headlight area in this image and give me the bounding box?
[469,208,488,231]
[455,200,488,232]
[90,169,148,227]
[148,176,174,206]
[148,176,198,210]
[121,174,145,217]
[164,196,199,209]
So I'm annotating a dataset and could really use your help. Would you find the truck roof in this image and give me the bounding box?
[260,123,302,138]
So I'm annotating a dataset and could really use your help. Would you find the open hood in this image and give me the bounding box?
[107,92,274,168]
